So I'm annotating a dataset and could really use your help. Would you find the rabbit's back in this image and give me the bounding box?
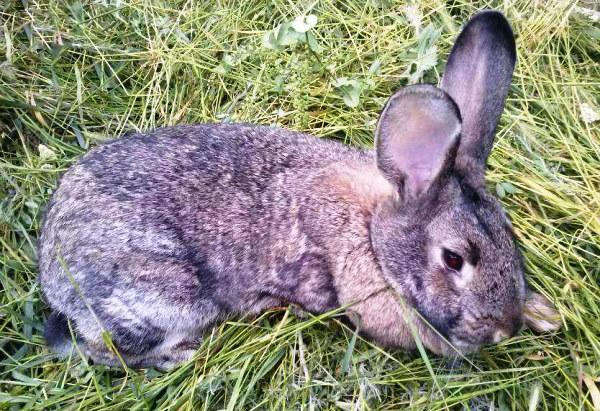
[39,122,365,303]
[38,123,364,365]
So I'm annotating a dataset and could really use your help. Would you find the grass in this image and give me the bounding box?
[0,0,599,409]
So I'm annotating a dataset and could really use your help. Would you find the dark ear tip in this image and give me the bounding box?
[469,10,513,33]
[461,10,516,63]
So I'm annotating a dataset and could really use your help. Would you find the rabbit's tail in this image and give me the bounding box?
[44,311,77,357]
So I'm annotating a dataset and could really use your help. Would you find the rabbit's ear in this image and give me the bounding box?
[440,11,516,181]
[375,85,461,202]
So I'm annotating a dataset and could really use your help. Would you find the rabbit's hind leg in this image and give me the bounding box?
[85,335,200,370]
[77,322,200,370]
[70,303,212,369]
[136,334,202,370]
[44,311,77,358]
[43,311,136,367]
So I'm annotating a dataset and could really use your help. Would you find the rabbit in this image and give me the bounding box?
[39,10,561,370]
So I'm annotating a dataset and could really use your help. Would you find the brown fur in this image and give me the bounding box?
[39,11,560,369]
[311,162,473,354]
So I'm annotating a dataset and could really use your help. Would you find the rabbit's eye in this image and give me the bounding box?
[443,249,463,271]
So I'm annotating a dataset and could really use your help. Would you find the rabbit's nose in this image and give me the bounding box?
[492,316,522,343]
[506,314,523,336]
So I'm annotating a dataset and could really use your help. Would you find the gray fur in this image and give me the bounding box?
[39,11,551,369]
[441,10,517,182]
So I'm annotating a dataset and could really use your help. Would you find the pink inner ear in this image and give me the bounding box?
[381,98,461,198]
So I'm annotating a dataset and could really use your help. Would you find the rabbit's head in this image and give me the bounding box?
[371,11,560,354]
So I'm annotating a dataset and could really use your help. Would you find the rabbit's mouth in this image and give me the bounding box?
[448,337,480,354]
